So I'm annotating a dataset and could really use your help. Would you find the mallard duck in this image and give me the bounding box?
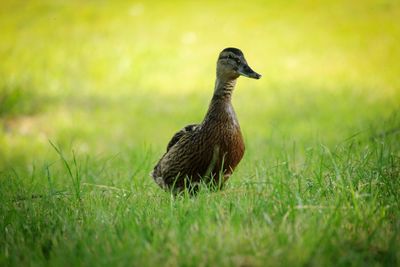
[151,47,261,193]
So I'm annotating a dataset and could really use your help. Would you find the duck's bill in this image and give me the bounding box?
[238,64,261,79]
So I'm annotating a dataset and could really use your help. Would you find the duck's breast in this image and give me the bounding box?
[222,126,245,171]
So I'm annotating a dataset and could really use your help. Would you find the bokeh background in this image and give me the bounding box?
[1,0,399,166]
[0,1,399,266]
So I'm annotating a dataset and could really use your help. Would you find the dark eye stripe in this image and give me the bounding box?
[219,55,241,63]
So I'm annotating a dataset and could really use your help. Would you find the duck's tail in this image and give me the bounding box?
[150,163,168,190]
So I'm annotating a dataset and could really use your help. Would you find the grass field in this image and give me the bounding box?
[1,1,400,266]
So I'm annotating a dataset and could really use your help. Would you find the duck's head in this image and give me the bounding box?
[217,47,261,80]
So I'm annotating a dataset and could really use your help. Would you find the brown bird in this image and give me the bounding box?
[151,47,261,194]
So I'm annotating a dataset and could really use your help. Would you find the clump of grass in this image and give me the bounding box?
[0,121,399,266]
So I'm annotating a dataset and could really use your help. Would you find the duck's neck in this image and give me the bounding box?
[213,77,237,100]
[203,76,238,125]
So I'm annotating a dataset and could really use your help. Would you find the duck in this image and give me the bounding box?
[151,47,261,194]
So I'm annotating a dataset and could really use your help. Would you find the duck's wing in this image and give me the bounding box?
[166,124,199,152]
[151,123,200,186]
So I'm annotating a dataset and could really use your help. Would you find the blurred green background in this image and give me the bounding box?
[0,1,399,266]
[1,0,399,167]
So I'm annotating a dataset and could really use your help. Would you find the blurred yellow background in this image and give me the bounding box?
[0,0,399,166]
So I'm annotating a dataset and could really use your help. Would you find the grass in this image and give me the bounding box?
[1,0,399,266]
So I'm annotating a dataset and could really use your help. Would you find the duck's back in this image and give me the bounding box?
[152,126,213,189]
